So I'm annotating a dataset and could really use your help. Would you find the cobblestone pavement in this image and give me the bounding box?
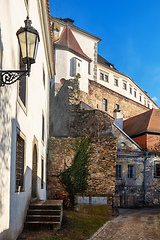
[89,208,160,240]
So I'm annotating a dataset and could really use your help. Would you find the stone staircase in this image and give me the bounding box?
[25,199,63,230]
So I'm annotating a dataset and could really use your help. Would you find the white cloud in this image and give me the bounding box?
[152,96,158,101]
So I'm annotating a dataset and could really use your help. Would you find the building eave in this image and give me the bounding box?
[51,16,102,43]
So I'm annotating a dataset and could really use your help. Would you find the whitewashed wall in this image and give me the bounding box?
[54,49,89,93]
[97,63,158,109]
[0,0,54,239]
[51,19,100,92]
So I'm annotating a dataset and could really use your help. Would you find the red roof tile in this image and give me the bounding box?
[54,26,92,62]
[123,109,160,137]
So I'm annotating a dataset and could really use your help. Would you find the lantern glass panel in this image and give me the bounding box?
[18,32,27,59]
[27,32,36,61]
[34,36,39,60]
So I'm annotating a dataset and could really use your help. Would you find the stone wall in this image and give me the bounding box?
[47,136,117,206]
[80,80,149,120]
[49,79,80,137]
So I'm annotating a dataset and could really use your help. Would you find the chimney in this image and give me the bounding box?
[113,109,123,130]
[62,18,74,25]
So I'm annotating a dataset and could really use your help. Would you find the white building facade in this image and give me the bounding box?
[50,17,101,93]
[0,1,54,239]
[97,55,158,110]
[50,17,158,114]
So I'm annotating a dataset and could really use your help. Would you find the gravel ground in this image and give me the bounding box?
[89,208,160,240]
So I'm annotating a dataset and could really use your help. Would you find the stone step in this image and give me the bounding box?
[26,215,61,222]
[25,221,60,230]
[29,204,61,210]
[24,200,63,230]
[27,209,61,215]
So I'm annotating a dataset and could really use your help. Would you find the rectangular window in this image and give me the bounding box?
[115,104,120,110]
[88,62,91,74]
[100,73,104,80]
[42,114,44,142]
[128,165,134,178]
[116,164,122,178]
[123,82,127,90]
[144,99,146,106]
[155,163,160,177]
[41,159,44,189]
[148,103,150,108]
[139,95,142,102]
[130,87,132,94]
[114,79,118,86]
[16,134,25,192]
[103,98,108,112]
[134,90,137,98]
[105,75,108,82]
[19,57,26,107]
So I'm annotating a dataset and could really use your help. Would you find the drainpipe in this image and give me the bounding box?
[144,150,149,207]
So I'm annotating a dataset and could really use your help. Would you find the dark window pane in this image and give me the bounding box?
[42,115,44,142]
[16,134,25,191]
[19,58,26,106]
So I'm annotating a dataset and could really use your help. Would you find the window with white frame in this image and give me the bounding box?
[114,79,118,86]
[134,90,137,98]
[139,95,142,102]
[123,82,127,90]
[103,98,108,112]
[148,102,150,108]
[16,132,25,192]
[105,74,108,82]
[144,98,146,106]
[130,86,132,94]
[100,73,104,80]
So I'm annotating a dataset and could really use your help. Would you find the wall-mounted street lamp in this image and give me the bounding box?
[0,16,40,87]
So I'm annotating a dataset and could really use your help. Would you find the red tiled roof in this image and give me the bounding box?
[54,26,92,62]
[123,109,160,137]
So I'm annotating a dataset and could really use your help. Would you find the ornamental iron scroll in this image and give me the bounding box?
[0,70,29,87]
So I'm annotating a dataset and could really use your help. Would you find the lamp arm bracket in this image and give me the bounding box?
[0,70,29,87]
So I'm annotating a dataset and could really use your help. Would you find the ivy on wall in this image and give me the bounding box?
[59,137,92,208]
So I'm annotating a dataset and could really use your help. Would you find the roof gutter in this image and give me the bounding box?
[113,122,143,150]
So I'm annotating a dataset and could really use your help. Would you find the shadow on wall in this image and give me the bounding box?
[0,85,12,238]
[0,24,3,69]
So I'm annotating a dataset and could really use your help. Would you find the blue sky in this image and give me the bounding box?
[49,0,160,106]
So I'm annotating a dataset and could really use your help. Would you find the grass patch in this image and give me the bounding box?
[76,204,111,216]
[18,210,111,240]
